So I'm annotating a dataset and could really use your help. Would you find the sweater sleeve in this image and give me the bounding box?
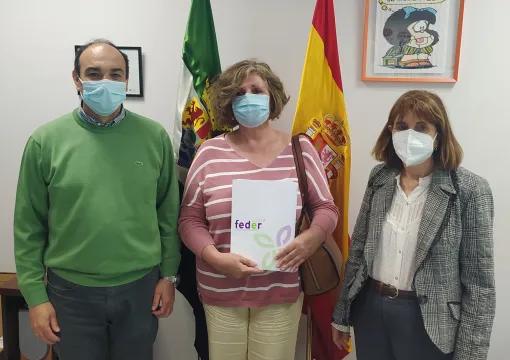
[14,137,50,308]
[178,147,215,258]
[299,136,339,235]
[157,130,181,277]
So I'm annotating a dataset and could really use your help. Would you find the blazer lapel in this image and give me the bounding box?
[414,170,456,272]
[365,171,397,269]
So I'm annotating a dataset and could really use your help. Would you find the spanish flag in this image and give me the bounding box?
[291,0,351,359]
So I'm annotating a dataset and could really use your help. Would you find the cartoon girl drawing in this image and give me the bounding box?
[382,7,439,69]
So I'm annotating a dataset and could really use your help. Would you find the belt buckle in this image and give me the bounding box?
[387,284,399,299]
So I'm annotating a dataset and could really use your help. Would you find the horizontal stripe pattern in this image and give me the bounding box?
[179,134,339,307]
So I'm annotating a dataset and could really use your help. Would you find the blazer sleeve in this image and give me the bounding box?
[454,178,496,360]
[332,164,382,327]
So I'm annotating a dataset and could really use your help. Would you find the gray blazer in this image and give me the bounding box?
[333,164,495,360]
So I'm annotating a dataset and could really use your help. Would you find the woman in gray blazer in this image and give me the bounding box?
[331,90,495,360]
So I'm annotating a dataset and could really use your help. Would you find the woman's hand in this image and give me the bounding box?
[214,253,266,278]
[332,327,351,351]
[275,225,325,272]
[202,245,265,278]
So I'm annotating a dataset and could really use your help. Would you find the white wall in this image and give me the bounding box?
[0,1,508,359]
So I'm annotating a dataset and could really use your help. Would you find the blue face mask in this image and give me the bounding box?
[232,93,270,128]
[80,79,127,116]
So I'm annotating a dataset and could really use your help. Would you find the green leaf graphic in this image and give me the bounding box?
[262,250,277,269]
[254,233,276,249]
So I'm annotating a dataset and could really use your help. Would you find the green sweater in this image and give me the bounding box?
[14,109,181,307]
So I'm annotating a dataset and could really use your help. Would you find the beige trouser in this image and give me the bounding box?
[203,295,304,360]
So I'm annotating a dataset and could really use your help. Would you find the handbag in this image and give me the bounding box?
[291,134,343,296]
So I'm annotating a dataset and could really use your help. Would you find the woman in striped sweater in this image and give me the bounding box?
[178,60,339,360]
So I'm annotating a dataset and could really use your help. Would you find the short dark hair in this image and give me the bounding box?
[74,39,129,79]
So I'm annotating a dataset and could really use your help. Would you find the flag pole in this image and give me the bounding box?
[306,305,312,360]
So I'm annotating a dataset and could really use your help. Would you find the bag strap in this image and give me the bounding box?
[291,134,309,230]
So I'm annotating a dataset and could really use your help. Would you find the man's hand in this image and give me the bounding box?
[152,279,175,318]
[29,302,60,345]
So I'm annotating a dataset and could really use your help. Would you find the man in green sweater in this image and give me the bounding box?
[13,39,181,360]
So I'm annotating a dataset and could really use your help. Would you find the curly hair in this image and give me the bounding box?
[210,60,290,127]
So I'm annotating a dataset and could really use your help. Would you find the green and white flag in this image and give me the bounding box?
[174,0,227,181]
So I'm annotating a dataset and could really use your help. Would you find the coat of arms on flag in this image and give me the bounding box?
[173,0,230,179]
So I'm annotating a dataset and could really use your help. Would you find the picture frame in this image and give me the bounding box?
[362,0,465,83]
[74,45,144,97]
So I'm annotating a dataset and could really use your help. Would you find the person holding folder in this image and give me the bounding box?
[179,60,339,360]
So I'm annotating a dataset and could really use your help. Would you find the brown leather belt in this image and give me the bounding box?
[368,277,417,300]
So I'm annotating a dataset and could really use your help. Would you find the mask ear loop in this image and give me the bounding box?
[78,75,85,109]
[77,77,86,106]
[78,78,83,98]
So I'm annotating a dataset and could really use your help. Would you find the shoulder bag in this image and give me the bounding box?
[291,134,343,296]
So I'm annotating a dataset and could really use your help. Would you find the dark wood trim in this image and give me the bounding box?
[0,277,22,297]
[1,295,24,360]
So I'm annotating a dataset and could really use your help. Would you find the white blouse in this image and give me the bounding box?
[332,173,433,332]
[370,174,432,291]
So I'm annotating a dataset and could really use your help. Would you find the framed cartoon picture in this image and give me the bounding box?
[74,45,144,97]
[362,0,465,83]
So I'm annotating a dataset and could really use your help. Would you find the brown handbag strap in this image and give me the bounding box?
[291,134,309,230]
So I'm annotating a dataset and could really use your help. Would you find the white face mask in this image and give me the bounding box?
[392,129,436,167]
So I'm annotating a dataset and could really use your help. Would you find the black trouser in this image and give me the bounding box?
[177,244,209,360]
[351,281,454,360]
[47,267,159,360]
[177,180,209,360]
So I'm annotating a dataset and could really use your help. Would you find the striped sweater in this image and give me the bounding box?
[178,134,339,308]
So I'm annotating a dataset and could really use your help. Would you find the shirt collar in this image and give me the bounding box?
[395,173,432,202]
[371,164,457,195]
[395,173,433,187]
[78,105,126,128]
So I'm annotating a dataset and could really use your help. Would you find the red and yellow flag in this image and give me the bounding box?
[292,0,351,359]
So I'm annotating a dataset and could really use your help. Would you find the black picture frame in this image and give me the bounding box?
[74,45,144,97]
